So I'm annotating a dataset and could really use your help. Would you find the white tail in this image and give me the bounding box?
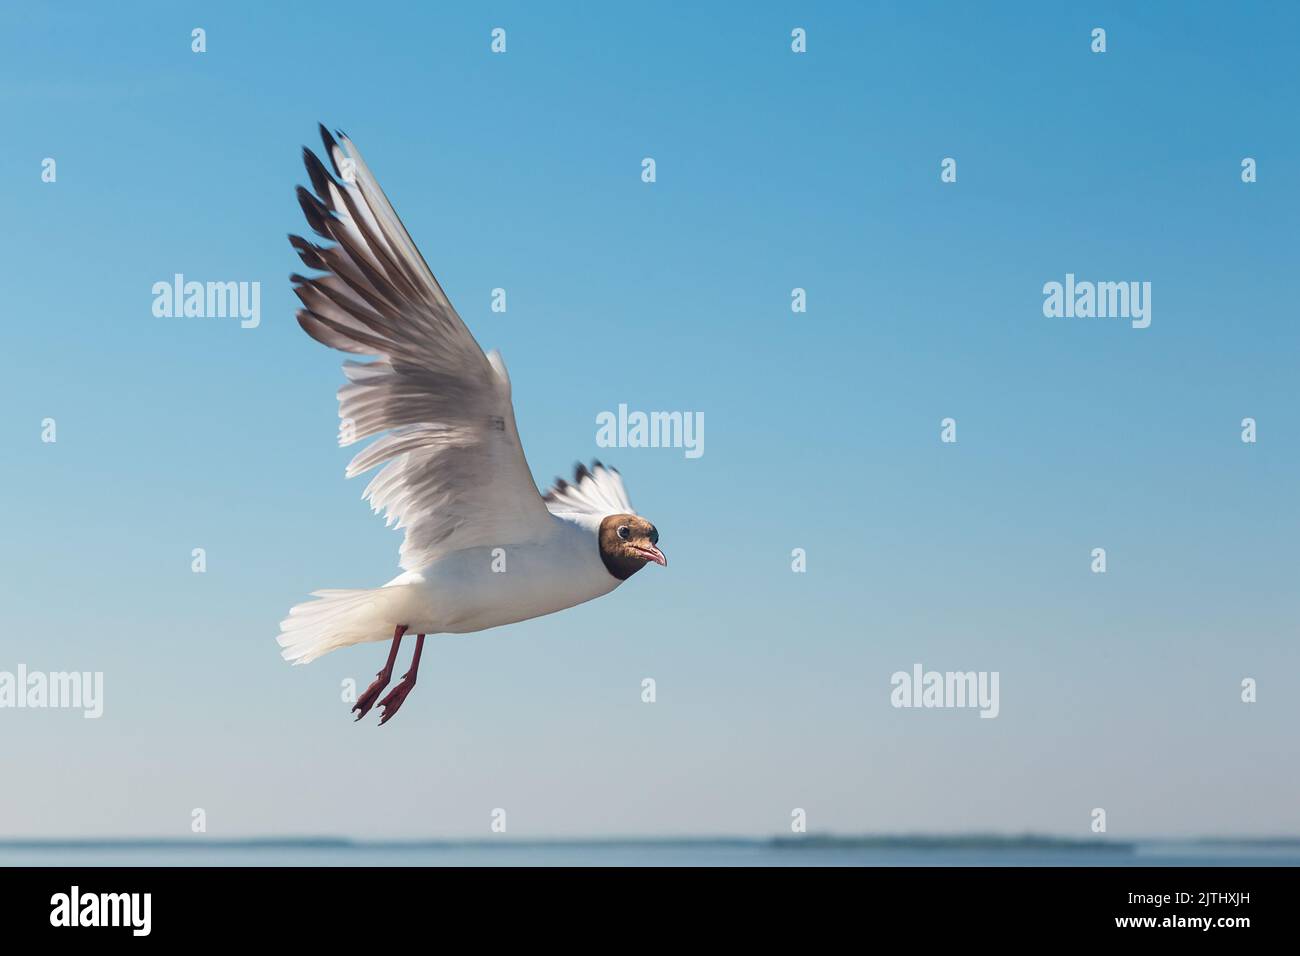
[278,588,391,664]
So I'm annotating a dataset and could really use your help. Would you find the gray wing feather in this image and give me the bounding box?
[291,125,554,569]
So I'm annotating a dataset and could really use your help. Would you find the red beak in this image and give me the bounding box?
[635,545,667,567]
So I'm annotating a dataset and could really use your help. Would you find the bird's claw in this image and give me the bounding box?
[376,675,416,725]
[352,670,391,721]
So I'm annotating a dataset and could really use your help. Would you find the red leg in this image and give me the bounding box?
[352,625,407,721]
[377,633,425,725]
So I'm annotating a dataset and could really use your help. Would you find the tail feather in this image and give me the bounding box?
[278,588,388,664]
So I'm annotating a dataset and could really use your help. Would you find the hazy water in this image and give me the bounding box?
[3,842,1298,867]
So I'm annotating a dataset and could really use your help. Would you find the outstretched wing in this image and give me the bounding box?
[290,125,554,569]
[543,461,637,522]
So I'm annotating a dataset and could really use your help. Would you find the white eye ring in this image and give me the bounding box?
[617,525,630,540]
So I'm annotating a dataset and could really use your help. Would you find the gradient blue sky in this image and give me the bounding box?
[2,1,1298,839]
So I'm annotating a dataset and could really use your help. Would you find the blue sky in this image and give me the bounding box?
[2,1,1298,839]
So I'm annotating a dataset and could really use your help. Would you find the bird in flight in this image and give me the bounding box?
[278,125,666,724]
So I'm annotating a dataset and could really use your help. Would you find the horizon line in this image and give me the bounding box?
[4,833,1299,850]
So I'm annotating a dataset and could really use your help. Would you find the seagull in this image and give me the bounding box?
[278,125,666,724]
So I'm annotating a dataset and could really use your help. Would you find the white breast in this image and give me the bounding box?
[383,514,622,635]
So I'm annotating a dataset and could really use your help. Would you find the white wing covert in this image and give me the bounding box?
[542,462,637,522]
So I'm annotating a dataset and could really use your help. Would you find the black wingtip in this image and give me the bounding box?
[295,185,334,238]
[318,124,342,176]
[301,146,336,201]
[288,234,328,271]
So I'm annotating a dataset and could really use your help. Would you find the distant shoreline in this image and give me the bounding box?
[3,835,1298,851]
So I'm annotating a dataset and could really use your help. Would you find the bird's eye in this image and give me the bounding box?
[617,525,630,540]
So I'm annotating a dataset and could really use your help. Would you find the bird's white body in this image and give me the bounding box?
[379,515,619,636]
[280,507,628,663]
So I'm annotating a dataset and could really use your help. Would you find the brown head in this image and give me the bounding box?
[598,514,667,580]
